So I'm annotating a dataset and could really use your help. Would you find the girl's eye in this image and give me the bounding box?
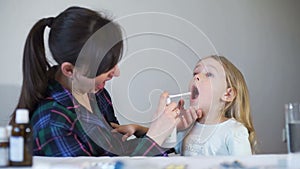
[205,72,214,77]
[193,72,199,76]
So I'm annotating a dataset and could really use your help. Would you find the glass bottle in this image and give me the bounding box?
[9,109,33,166]
[0,126,9,167]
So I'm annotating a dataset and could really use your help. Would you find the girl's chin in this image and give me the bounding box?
[190,98,199,107]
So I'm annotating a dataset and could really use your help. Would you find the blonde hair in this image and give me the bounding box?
[210,55,257,153]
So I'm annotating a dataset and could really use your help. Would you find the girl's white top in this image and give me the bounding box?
[182,118,251,156]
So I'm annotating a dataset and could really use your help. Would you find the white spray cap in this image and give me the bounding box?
[15,109,29,124]
[166,97,172,105]
[0,126,8,142]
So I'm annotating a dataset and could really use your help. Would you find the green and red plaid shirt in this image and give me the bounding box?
[31,80,168,157]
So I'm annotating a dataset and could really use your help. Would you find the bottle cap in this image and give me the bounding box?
[15,109,29,124]
[0,127,8,142]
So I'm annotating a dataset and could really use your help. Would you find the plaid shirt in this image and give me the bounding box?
[31,80,168,157]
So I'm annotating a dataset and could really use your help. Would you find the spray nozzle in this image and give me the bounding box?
[166,92,191,104]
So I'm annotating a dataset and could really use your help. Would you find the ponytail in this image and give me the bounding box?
[10,17,54,124]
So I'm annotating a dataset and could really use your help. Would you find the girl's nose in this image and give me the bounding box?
[194,73,205,81]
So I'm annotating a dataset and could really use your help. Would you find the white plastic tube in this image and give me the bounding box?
[166,92,191,104]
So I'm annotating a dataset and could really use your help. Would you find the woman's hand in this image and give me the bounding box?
[146,92,182,146]
[176,100,202,131]
[111,123,149,142]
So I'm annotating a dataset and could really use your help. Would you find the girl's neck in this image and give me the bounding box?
[197,116,228,124]
[197,109,228,124]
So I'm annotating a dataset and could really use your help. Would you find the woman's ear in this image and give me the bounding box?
[60,62,74,78]
[221,87,236,102]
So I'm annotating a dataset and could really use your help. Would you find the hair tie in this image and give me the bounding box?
[45,17,54,28]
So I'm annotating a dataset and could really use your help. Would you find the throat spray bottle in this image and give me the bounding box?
[162,92,191,148]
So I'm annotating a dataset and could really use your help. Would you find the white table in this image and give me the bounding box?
[2,154,300,169]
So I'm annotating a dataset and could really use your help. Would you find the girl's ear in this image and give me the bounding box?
[60,62,74,78]
[221,87,236,102]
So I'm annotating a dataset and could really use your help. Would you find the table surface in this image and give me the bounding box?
[2,154,299,169]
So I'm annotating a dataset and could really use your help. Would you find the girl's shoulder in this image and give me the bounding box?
[223,119,249,137]
[222,118,245,127]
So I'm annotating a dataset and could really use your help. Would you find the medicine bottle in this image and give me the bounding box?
[0,126,9,167]
[9,109,33,166]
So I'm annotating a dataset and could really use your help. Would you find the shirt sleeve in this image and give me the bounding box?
[77,104,169,156]
[226,125,252,155]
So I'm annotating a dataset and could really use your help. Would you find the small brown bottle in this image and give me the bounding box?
[9,109,33,166]
[0,126,9,167]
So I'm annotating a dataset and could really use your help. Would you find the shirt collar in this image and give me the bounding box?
[48,80,75,108]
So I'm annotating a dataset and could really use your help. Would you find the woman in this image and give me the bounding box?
[10,6,198,156]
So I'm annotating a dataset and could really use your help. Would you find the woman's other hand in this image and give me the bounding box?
[111,123,148,142]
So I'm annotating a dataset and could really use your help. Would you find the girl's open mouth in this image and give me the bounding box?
[191,85,199,100]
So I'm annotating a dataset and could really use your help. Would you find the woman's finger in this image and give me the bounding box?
[122,133,130,142]
[155,92,169,116]
[190,107,198,120]
[178,99,185,110]
[180,115,188,128]
[184,108,193,124]
[165,102,178,114]
[110,122,119,129]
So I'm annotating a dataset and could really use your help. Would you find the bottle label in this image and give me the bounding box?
[0,147,9,166]
[166,127,177,143]
[162,128,177,148]
[10,136,24,162]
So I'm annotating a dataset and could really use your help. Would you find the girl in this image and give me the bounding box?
[9,6,192,156]
[182,55,256,156]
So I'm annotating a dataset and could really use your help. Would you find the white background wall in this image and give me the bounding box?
[0,0,299,154]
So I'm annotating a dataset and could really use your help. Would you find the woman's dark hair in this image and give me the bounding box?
[10,6,123,124]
